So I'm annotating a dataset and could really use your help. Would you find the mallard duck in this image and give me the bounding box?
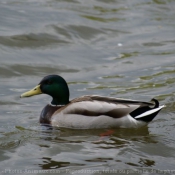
[20,75,165,129]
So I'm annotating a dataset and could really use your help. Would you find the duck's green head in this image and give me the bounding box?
[20,75,70,105]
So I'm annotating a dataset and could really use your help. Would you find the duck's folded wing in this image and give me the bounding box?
[56,95,156,119]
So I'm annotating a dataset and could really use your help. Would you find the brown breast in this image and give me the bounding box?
[40,104,62,124]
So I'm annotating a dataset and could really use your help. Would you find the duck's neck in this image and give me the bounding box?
[51,97,69,106]
[51,90,69,106]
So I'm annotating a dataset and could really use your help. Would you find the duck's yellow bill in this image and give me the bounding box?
[20,85,42,98]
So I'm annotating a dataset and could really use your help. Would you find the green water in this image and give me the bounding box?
[0,0,175,174]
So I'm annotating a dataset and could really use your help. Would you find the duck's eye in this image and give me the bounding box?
[46,80,53,85]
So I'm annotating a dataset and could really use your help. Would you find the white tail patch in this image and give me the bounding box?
[134,105,165,119]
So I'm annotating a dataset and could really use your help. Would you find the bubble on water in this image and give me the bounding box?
[117,43,123,47]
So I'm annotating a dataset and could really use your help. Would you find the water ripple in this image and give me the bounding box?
[0,33,70,48]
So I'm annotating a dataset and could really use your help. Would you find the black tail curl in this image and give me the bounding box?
[151,98,159,108]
